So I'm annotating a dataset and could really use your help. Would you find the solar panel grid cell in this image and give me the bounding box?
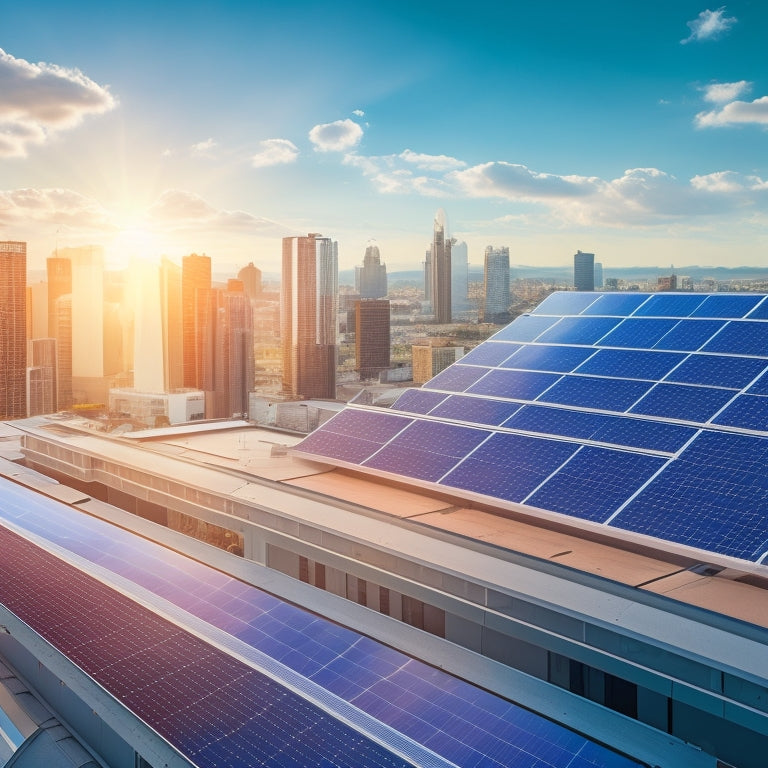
[467,368,561,401]
[500,344,596,373]
[598,318,680,348]
[630,383,736,423]
[535,316,623,345]
[652,319,726,352]
[700,320,768,356]
[665,354,767,389]
[428,394,523,426]
[538,376,653,412]
[690,294,763,318]
[574,348,686,381]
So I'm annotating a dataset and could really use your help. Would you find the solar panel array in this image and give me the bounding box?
[0,477,639,768]
[296,292,768,564]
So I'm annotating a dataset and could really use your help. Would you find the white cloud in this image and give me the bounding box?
[701,80,751,103]
[0,187,114,230]
[146,189,284,232]
[190,138,217,155]
[0,47,116,157]
[399,149,466,171]
[695,96,768,127]
[352,109,365,117]
[681,7,737,44]
[309,118,363,152]
[251,138,299,168]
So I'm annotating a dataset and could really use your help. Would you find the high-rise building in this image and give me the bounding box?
[451,239,469,317]
[430,209,452,323]
[160,257,184,391]
[182,253,211,389]
[68,246,105,379]
[0,241,27,419]
[483,245,511,322]
[355,241,387,299]
[281,233,338,400]
[203,281,254,418]
[355,299,390,380]
[573,250,595,291]
[53,294,73,408]
[131,259,166,393]
[26,338,57,416]
[594,261,604,289]
[238,262,262,301]
[47,256,71,338]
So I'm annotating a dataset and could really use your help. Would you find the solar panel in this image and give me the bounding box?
[0,477,641,768]
[428,394,523,426]
[459,340,522,366]
[390,388,448,415]
[295,291,768,565]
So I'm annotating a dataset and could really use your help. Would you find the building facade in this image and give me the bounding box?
[483,245,511,322]
[355,299,390,380]
[0,241,27,419]
[281,234,338,400]
[26,338,57,416]
[182,253,211,389]
[573,250,596,291]
[451,239,470,317]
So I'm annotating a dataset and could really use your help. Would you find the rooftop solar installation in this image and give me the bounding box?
[295,291,768,566]
[0,476,640,768]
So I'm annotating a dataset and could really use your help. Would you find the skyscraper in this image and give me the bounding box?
[451,239,469,317]
[27,338,57,416]
[238,262,262,301]
[203,281,254,418]
[46,256,71,338]
[355,241,387,299]
[573,250,595,291]
[160,257,184,392]
[182,253,211,389]
[355,299,390,380]
[431,209,452,324]
[0,241,27,419]
[483,245,510,322]
[281,234,338,399]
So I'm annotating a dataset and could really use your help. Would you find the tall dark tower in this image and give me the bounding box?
[281,234,338,399]
[573,250,595,291]
[0,241,27,419]
[431,209,452,324]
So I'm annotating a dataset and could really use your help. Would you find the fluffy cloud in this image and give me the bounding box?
[146,189,283,232]
[0,187,114,231]
[251,138,299,168]
[0,48,116,157]
[309,118,363,152]
[681,7,737,44]
[399,149,466,171]
[190,138,217,155]
[701,81,751,103]
[695,96,768,127]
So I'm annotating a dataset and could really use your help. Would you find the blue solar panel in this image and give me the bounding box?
[321,409,412,441]
[690,294,763,319]
[440,433,579,503]
[363,421,490,482]
[467,368,561,401]
[749,371,768,395]
[424,363,489,392]
[592,417,696,454]
[491,314,561,342]
[526,447,667,523]
[503,405,606,440]
[652,319,727,351]
[530,292,599,315]
[580,293,649,316]
[501,344,596,373]
[747,296,768,319]
[629,383,736,423]
[0,477,641,768]
[538,375,652,412]
[391,388,448,415]
[460,341,522,366]
[665,354,767,389]
[535,316,622,345]
[632,294,706,318]
[429,394,523,426]
[611,432,768,561]
[598,318,679,348]
[574,349,685,381]
[294,431,388,464]
[700,320,768,356]
[712,394,768,431]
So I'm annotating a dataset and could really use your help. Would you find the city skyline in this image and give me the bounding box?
[1,2,767,273]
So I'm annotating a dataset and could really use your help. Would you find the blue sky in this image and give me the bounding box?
[1,1,767,274]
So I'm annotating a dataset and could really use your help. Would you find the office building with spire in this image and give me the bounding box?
[429,209,452,324]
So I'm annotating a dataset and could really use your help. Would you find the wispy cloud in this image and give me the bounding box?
[352,109,365,117]
[0,187,114,231]
[309,118,363,152]
[190,137,217,155]
[701,80,751,103]
[399,149,466,171]
[696,96,768,128]
[681,7,737,44]
[251,138,299,168]
[0,47,116,158]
